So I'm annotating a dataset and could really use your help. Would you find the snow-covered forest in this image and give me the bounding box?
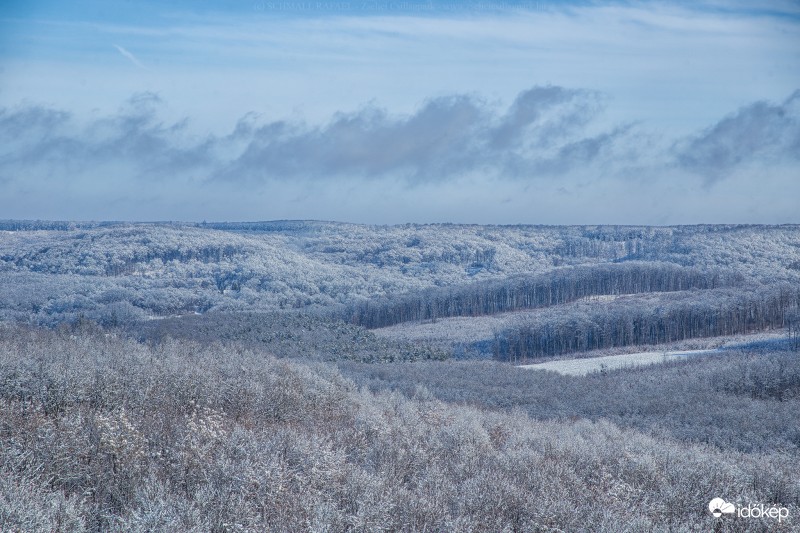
[2,221,798,359]
[2,221,798,321]
[1,221,799,531]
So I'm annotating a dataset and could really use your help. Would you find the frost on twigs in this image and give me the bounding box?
[95,408,148,470]
[0,323,797,531]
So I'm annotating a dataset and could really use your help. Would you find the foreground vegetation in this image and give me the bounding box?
[340,343,800,454]
[1,325,798,531]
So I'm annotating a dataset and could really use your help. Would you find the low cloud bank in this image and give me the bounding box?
[0,86,797,223]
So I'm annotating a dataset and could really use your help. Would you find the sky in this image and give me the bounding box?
[0,0,799,224]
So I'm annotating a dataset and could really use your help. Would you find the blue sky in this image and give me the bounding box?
[1,0,798,224]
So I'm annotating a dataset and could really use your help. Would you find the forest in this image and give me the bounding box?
[341,261,746,329]
[1,325,798,531]
[491,284,799,360]
[0,221,798,531]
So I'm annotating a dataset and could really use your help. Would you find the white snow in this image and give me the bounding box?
[518,349,718,376]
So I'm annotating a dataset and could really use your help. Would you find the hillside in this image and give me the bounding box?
[1,326,797,531]
[1,221,799,531]
[1,222,799,327]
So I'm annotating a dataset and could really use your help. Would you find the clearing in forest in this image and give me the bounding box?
[518,349,717,376]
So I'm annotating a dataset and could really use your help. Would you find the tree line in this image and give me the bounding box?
[492,284,800,361]
[344,262,744,329]
[789,307,800,351]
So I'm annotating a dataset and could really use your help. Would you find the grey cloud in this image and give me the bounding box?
[0,107,71,160]
[0,106,70,138]
[87,93,207,172]
[532,125,634,176]
[0,107,89,181]
[7,86,795,191]
[222,86,609,183]
[675,90,800,183]
[2,85,618,186]
[490,86,599,150]
[225,95,490,182]
[0,92,210,182]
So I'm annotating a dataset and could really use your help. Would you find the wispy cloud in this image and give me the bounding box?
[113,44,146,69]
[0,87,797,190]
[674,90,800,183]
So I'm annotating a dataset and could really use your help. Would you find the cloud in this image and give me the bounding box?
[0,92,208,177]
[224,95,489,183]
[675,90,800,183]
[490,86,600,150]
[0,85,623,186]
[0,87,798,224]
[221,86,618,183]
[3,87,798,190]
[113,44,146,69]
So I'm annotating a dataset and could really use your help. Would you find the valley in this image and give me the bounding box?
[1,220,798,531]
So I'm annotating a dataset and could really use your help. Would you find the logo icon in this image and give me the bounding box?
[709,498,736,518]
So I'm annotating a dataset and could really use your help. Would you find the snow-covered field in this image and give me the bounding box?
[518,349,717,376]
